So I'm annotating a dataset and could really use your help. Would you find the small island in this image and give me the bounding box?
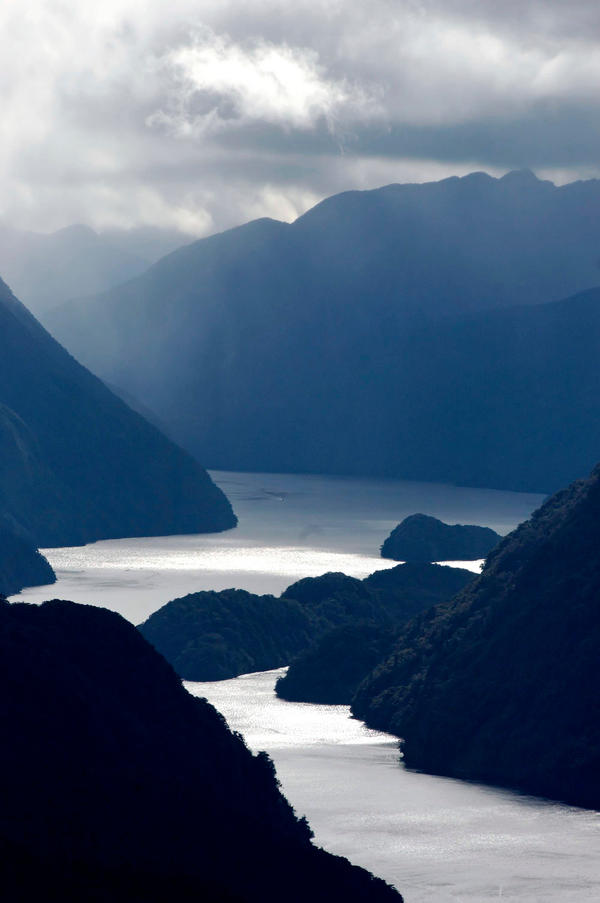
[381,513,501,562]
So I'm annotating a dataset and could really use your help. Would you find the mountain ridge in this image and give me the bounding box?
[45,170,600,492]
[0,277,235,546]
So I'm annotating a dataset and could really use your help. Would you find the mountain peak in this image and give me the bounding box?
[499,168,542,185]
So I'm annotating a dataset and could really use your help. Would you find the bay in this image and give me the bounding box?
[11,469,543,622]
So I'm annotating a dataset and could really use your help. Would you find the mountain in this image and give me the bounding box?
[276,564,474,704]
[100,225,196,265]
[139,588,315,681]
[0,525,55,595]
[45,171,600,492]
[0,277,235,546]
[0,598,401,902]
[139,564,474,687]
[352,465,600,809]
[138,573,380,682]
[380,514,501,561]
[0,223,195,316]
[0,223,149,315]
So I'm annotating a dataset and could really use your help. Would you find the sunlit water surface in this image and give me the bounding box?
[11,470,543,622]
[191,669,600,903]
[8,471,598,899]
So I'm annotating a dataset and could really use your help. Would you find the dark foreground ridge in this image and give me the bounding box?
[139,565,474,699]
[0,277,235,546]
[0,598,401,902]
[353,465,600,809]
[381,514,501,562]
[0,524,55,595]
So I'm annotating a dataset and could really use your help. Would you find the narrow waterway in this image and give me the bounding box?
[12,471,596,900]
[191,668,600,903]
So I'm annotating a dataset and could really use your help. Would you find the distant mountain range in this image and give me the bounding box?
[0,277,235,549]
[45,170,600,493]
[0,222,194,315]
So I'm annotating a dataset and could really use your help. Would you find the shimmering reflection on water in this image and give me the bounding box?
[9,470,542,622]
[8,471,597,898]
[191,669,600,903]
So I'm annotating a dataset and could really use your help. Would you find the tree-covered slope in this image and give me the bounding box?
[275,622,396,706]
[0,277,235,546]
[139,565,474,691]
[138,588,315,681]
[0,598,400,902]
[46,172,600,492]
[276,564,474,704]
[138,573,380,682]
[352,466,600,809]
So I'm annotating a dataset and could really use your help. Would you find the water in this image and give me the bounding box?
[8,471,598,899]
[191,668,600,903]
[11,470,543,622]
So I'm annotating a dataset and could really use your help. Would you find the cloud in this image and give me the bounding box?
[1,1,599,235]
[149,27,375,136]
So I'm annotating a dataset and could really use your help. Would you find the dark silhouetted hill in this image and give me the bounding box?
[276,622,396,705]
[0,277,235,546]
[276,564,474,704]
[140,564,473,699]
[0,524,55,595]
[138,572,379,682]
[0,598,401,902]
[363,562,477,618]
[46,171,600,492]
[381,514,501,561]
[352,466,600,809]
[138,588,315,681]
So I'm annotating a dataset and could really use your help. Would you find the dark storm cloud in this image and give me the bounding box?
[2,1,600,235]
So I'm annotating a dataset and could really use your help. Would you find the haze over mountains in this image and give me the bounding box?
[47,170,600,493]
[0,223,195,316]
[0,277,235,550]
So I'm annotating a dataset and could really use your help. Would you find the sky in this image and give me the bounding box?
[2,0,600,236]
